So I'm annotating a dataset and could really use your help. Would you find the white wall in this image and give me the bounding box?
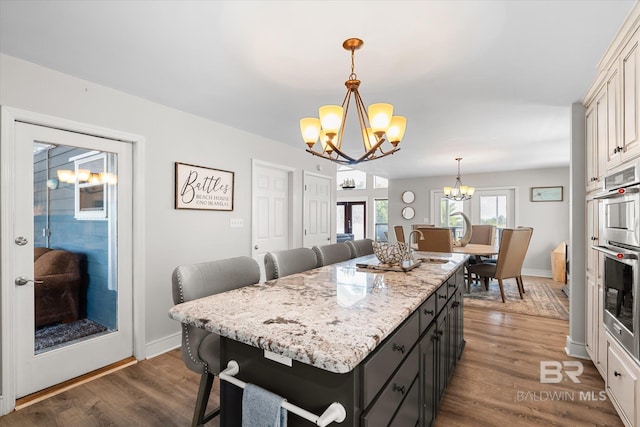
[389,166,570,276]
[0,54,336,357]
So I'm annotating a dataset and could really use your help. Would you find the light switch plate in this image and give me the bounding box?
[424,217,429,223]
[230,218,244,228]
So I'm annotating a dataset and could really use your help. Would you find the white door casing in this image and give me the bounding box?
[0,107,145,415]
[303,171,332,248]
[14,123,133,397]
[251,160,293,280]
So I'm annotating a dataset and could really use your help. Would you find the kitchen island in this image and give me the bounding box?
[169,252,468,426]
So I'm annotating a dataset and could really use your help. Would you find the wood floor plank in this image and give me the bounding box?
[0,278,624,427]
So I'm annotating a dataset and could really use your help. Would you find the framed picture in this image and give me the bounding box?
[530,186,563,202]
[175,162,234,210]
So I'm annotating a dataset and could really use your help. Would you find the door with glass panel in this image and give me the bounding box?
[14,123,133,397]
[337,201,366,240]
[470,189,516,244]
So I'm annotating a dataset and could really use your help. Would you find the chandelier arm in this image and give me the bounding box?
[305,148,349,164]
[327,141,358,163]
[352,89,381,154]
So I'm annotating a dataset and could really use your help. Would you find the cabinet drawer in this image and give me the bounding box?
[446,276,457,298]
[362,347,419,427]
[362,312,419,408]
[435,283,448,313]
[419,295,436,334]
[390,376,419,427]
[607,344,638,425]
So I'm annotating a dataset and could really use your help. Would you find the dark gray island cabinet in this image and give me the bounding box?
[169,253,467,427]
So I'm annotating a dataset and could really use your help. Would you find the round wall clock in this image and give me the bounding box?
[402,206,415,220]
[401,190,415,204]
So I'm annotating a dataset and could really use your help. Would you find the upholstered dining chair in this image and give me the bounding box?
[171,256,260,427]
[466,227,533,303]
[469,224,496,245]
[312,242,354,266]
[346,238,375,258]
[394,225,406,244]
[416,227,454,253]
[264,247,318,280]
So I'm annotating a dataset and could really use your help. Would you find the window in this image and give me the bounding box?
[440,198,464,240]
[374,199,388,241]
[337,166,366,191]
[337,202,366,239]
[373,175,388,189]
[479,195,507,227]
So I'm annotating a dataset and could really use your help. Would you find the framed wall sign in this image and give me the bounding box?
[175,162,234,210]
[530,186,563,202]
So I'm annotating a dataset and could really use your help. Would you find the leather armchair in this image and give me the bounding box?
[34,247,82,328]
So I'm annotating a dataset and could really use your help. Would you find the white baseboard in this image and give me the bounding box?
[565,336,590,360]
[522,268,552,278]
[145,332,181,359]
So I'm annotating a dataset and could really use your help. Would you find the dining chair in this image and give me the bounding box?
[469,224,496,245]
[312,242,354,266]
[394,225,406,244]
[171,256,260,427]
[416,227,454,252]
[345,238,375,258]
[466,227,533,303]
[411,224,434,243]
[264,247,318,280]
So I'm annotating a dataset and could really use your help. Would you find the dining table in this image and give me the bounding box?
[451,243,499,292]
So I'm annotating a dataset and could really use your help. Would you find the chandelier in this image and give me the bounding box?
[299,38,407,165]
[443,158,475,201]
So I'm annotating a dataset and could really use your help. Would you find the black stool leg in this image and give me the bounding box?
[192,372,219,427]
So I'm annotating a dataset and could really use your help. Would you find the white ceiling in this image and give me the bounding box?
[0,0,635,179]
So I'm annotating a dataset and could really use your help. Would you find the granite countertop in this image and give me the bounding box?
[169,252,467,374]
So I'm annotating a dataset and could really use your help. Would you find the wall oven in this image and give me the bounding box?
[595,161,640,361]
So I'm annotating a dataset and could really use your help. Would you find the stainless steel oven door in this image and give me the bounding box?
[594,245,639,358]
[598,188,640,247]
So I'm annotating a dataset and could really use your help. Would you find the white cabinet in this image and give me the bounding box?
[607,336,640,427]
[621,31,640,164]
[586,103,600,192]
[605,64,623,170]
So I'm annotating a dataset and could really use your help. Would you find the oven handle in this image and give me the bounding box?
[594,187,640,199]
[593,245,639,260]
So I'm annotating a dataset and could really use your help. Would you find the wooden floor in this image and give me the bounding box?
[0,287,624,427]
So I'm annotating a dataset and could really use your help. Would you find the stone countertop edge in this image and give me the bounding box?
[169,252,468,374]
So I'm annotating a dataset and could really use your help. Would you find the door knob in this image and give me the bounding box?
[14,236,28,246]
[15,276,43,286]
[254,245,259,250]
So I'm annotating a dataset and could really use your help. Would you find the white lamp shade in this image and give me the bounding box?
[443,186,452,196]
[386,116,407,144]
[467,187,476,196]
[76,169,91,182]
[368,103,393,134]
[319,105,343,134]
[57,169,75,183]
[300,117,321,146]
[362,127,377,151]
[319,130,333,153]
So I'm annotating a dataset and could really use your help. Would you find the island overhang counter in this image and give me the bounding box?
[169,252,468,426]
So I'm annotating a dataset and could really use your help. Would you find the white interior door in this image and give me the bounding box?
[303,172,332,248]
[13,122,133,397]
[251,161,292,280]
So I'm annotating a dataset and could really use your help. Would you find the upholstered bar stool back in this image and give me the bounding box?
[172,256,260,427]
[312,242,353,266]
[346,238,375,258]
[394,225,406,244]
[264,247,318,280]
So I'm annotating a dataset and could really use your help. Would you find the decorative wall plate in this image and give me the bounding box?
[402,206,415,220]
[401,190,415,204]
